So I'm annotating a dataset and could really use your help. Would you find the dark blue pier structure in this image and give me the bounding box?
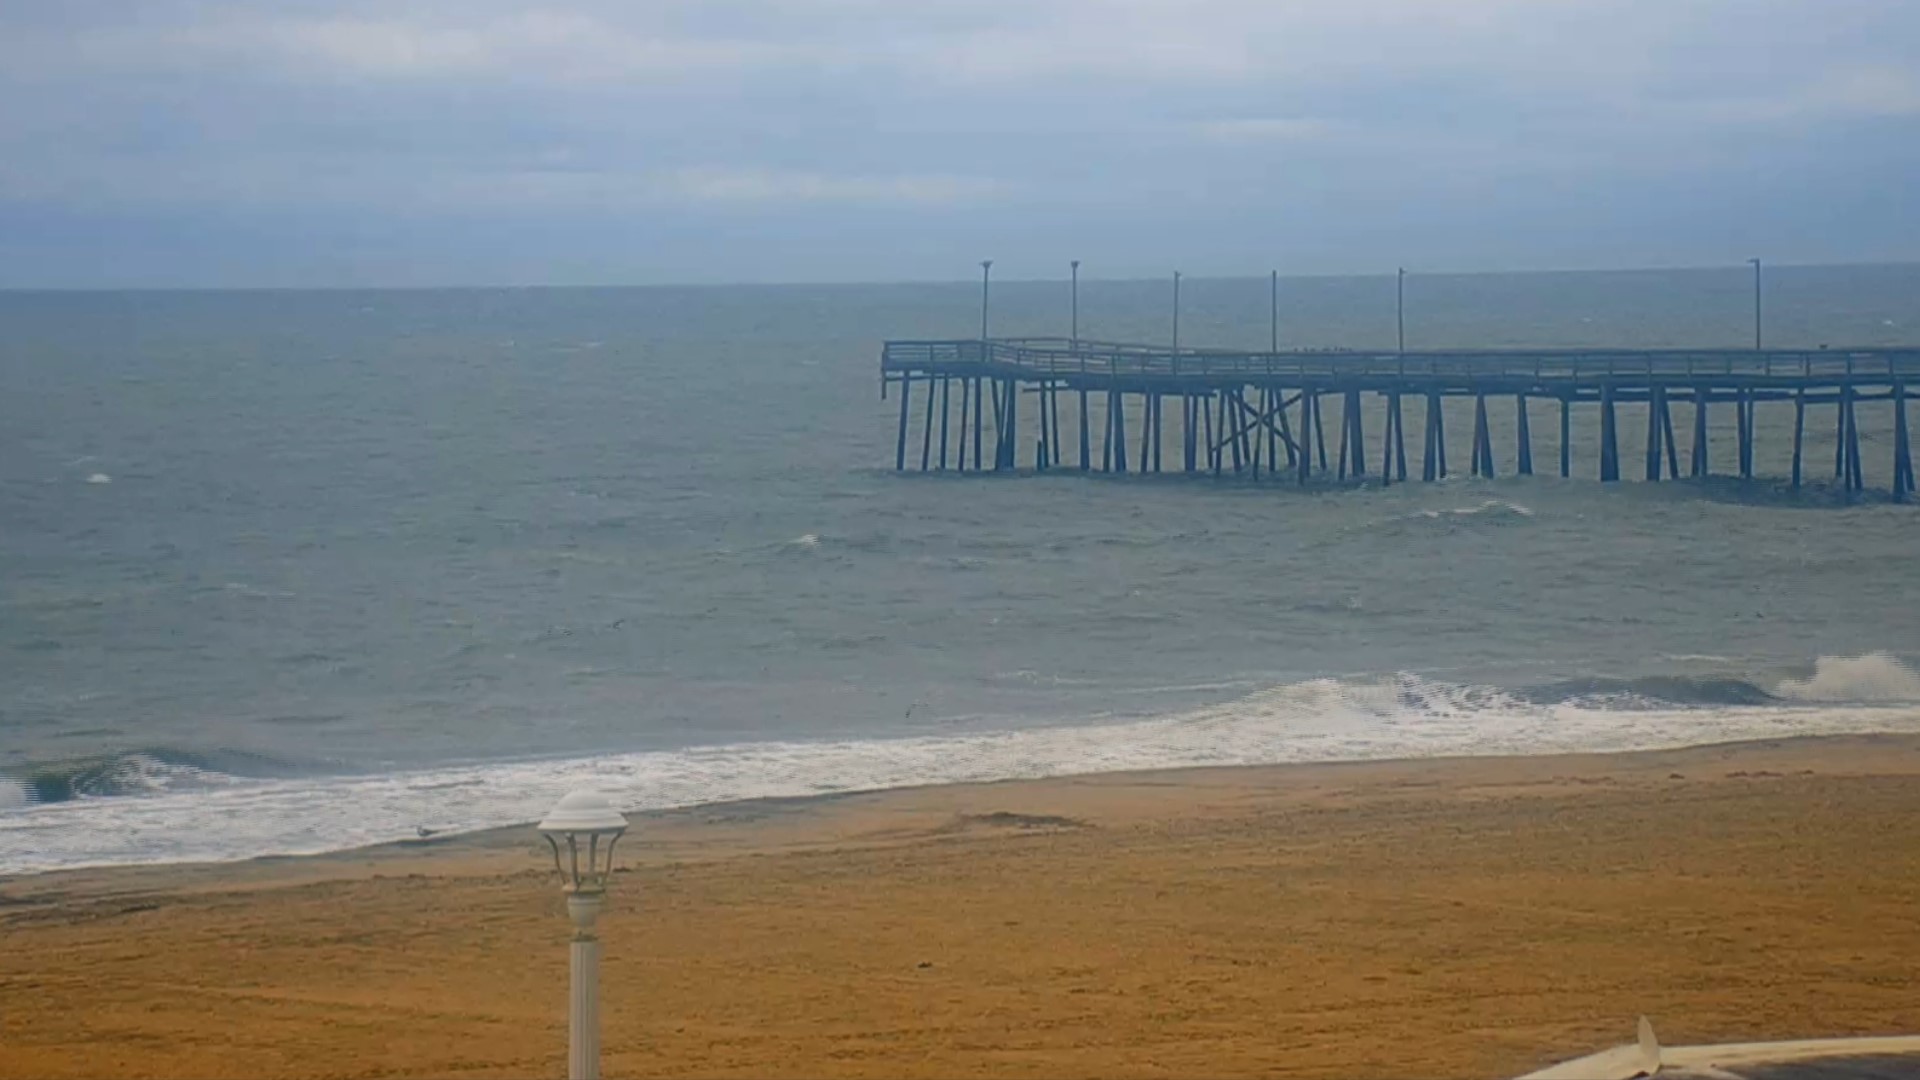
[882,339,1918,500]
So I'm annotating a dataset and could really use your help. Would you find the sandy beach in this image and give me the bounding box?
[5,734,1920,1079]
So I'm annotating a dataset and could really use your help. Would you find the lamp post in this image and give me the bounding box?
[980,259,993,342]
[1070,259,1080,347]
[1397,267,1407,354]
[1172,270,1182,354]
[539,791,629,1080]
[1749,257,1763,350]
[1270,269,1279,353]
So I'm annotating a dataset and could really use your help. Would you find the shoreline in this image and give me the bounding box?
[4,728,1912,893]
[7,732,1920,1078]
[5,729,1917,892]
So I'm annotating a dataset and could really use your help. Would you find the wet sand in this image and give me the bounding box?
[5,734,1920,1079]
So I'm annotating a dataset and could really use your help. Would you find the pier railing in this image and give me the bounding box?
[883,338,1920,382]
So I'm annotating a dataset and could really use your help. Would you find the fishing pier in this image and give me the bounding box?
[882,339,1917,499]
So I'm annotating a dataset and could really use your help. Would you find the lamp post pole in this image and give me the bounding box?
[980,260,993,342]
[1172,271,1182,354]
[1270,269,1279,353]
[1750,257,1762,350]
[568,891,605,1080]
[1397,267,1406,355]
[540,791,629,1080]
[1070,260,1080,346]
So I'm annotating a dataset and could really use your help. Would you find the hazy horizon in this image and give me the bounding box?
[3,258,1919,295]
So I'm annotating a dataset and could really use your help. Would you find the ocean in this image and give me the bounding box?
[3,265,1919,876]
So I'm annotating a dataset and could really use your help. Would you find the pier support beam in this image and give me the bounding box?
[1516,396,1533,476]
[1036,382,1051,471]
[1644,386,1666,481]
[1791,388,1805,490]
[972,377,983,471]
[1843,383,1863,493]
[895,375,911,471]
[1337,390,1365,480]
[1297,390,1315,484]
[1737,387,1754,480]
[1423,393,1447,482]
[1559,397,1571,479]
[920,370,936,471]
[1078,387,1090,471]
[1691,391,1709,478]
[1895,381,1913,502]
[1599,383,1620,482]
[1471,394,1495,478]
[938,376,951,470]
[1660,388,1680,480]
[1312,394,1329,473]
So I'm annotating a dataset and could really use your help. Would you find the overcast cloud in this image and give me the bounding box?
[2,1,1917,286]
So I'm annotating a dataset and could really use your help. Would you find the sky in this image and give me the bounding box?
[2,0,1918,287]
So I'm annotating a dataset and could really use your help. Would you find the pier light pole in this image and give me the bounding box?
[539,791,629,1080]
[1070,260,1080,347]
[980,260,993,342]
[1397,267,1407,354]
[1271,269,1279,353]
[1750,257,1763,350]
[1172,270,1182,354]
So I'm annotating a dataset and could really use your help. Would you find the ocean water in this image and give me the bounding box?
[3,266,1919,875]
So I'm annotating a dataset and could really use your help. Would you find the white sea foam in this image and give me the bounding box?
[6,671,1920,877]
[1774,653,1920,703]
[85,473,111,485]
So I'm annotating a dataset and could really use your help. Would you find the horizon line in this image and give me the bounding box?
[3,258,1918,294]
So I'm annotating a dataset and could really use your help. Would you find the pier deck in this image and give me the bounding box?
[881,339,1917,498]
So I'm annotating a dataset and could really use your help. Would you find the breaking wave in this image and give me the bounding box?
[5,659,1919,875]
[1775,652,1920,703]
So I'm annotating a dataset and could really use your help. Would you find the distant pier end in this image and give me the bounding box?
[881,338,1917,499]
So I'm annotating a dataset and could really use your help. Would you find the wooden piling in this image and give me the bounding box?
[1894,381,1913,502]
[1298,389,1315,484]
[1599,383,1620,482]
[1516,395,1533,476]
[1391,394,1408,481]
[1049,381,1062,469]
[1206,391,1220,475]
[1644,387,1662,481]
[1313,394,1329,473]
[1660,389,1679,480]
[1078,387,1091,472]
[1472,394,1494,478]
[895,375,911,471]
[1844,383,1863,492]
[1175,388,1190,468]
[1036,382,1052,471]
[1691,391,1708,478]
[938,376,951,470]
[1737,388,1753,480]
[920,371,936,471]
[972,377,983,471]
[1791,388,1805,490]
[1559,396,1571,479]
[1347,390,1366,478]
[1336,394,1351,481]
[1423,393,1445,482]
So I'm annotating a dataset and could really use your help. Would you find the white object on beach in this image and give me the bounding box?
[538,790,628,1080]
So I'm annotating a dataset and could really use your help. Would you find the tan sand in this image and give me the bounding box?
[4,734,1920,1079]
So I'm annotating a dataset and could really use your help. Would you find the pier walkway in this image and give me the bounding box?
[882,339,1917,499]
